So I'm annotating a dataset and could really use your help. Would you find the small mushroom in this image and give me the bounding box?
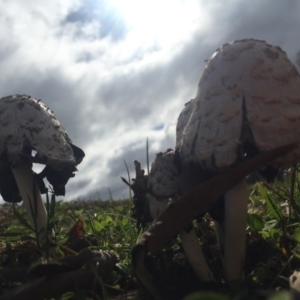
[147,149,215,282]
[0,94,85,241]
[129,39,300,283]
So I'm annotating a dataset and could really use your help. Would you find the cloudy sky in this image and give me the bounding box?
[1,0,300,202]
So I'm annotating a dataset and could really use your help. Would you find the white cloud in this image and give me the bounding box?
[1,0,300,202]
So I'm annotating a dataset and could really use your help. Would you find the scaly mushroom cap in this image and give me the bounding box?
[178,39,300,170]
[150,149,180,200]
[0,94,77,169]
[176,99,194,143]
[0,94,85,202]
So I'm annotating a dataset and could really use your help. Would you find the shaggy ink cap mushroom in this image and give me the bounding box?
[0,94,85,202]
[148,148,224,222]
[144,149,181,221]
[178,39,300,170]
[149,149,180,200]
[176,38,300,281]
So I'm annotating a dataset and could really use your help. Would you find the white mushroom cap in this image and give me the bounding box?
[176,99,194,144]
[150,149,180,199]
[148,149,180,219]
[178,39,300,169]
[0,94,84,202]
[0,94,77,170]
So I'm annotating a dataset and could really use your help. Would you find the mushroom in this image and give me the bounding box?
[128,39,300,282]
[178,39,300,281]
[0,94,85,242]
[148,150,215,281]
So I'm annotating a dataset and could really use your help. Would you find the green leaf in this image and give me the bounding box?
[270,228,280,239]
[91,220,104,232]
[294,227,300,243]
[264,219,277,231]
[13,204,33,231]
[267,291,293,300]
[122,218,129,227]
[261,231,270,239]
[115,205,124,212]
[105,215,113,223]
[247,213,264,231]
[1,226,26,237]
[257,183,283,221]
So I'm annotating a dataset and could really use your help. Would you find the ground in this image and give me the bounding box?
[1,170,300,299]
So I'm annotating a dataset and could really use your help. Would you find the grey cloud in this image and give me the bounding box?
[90,0,300,199]
[92,41,209,133]
[63,0,128,41]
[202,0,300,58]
[152,124,164,130]
[2,0,300,202]
[98,133,176,200]
[66,178,91,197]
[296,51,300,70]
[87,184,129,201]
[0,70,87,146]
[75,52,95,63]
[0,45,17,67]
[78,131,176,201]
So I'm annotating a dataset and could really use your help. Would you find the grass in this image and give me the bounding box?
[0,198,142,299]
[1,167,300,299]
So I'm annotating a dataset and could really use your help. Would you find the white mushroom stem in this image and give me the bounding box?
[180,228,214,282]
[213,221,225,256]
[11,163,48,242]
[223,179,248,281]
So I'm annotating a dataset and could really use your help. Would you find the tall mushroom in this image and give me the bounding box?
[178,39,300,280]
[129,39,300,282]
[0,94,85,242]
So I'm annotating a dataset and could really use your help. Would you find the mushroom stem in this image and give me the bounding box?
[180,228,214,282]
[214,220,225,257]
[11,163,48,242]
[223,179,248,281]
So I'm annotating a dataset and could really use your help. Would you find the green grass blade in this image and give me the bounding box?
[12,204,33,231]
[146,138,150,176]
[123,159,132,200]
[247,213,264,232]
[257,183,283,221]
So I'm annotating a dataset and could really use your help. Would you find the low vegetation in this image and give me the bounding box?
[1,167,300,299]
